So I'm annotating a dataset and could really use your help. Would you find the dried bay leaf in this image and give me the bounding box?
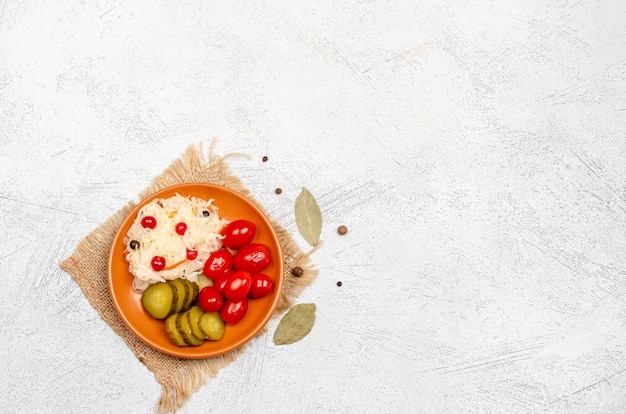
[295,187,322,246]
[274,303,316,345]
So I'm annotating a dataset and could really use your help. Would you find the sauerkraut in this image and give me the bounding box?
[123,194,229,292]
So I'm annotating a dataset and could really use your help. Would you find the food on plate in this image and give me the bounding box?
[220,297,249,325]
[199,312,225,340]
[232,243,272,273]
[220,220,256,249]
[202,249,233,280]
[213,270,235,294]
[126,193,276,347]
[141,279,199,319]
[195,273,213,290]
[164,305,227,346]
[197,286,224,313]
[222,270,252,301]
[123,194,229,292]
[248,273,274,298]
[140,282,174,319]
[186,305,206,340]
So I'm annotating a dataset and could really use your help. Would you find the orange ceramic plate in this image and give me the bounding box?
[108,183,284,359]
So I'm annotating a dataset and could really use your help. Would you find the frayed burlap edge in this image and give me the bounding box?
[59,141,318,413]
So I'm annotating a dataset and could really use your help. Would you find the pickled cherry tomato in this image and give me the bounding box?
[220,220,256,249]
[233,243,271,273]
[248,273,273,298]
[141,216,157,229]
[203,249,233,280]
[175,222,187,235]
[220,298,249,325]
[214,270,235,294]
[151,256,166,271]
[197,286,224,313]
[223,270,252,301]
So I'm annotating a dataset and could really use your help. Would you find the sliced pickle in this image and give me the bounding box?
[176,311,204,346]
[165,313,187,346]
[167,282,179,316]
[186,305,206,341]
[169,279,190,313]
[141,282,174,319]
[195,274,213,290]
[187,281,199,309]
[199,312,225,341]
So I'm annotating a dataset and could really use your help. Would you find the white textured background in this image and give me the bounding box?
[1,1,626,413]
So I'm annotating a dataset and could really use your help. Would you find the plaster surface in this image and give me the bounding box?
[1,1,626,413]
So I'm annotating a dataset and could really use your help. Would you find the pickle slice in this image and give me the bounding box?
[176,311,205,346]
[141,282,174,319]
[169,279,190,313]
[199,312,225,341]
[165,313,187,346]
[187,281,199,309]
[195,274,213,290]
[186,305,206,341]
[167,282,179,316]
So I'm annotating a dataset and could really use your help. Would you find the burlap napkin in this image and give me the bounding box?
[60,142,317,413]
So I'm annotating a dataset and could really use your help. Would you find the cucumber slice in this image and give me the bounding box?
[141,282,174,319]
[186,305,206,341]
[187,281,199,309]
[169,279,190,313]
[167,282,179,316]
[195,273,213,290]
[199,312,225,341]
[165,313,187,346]
[176,311,205,346]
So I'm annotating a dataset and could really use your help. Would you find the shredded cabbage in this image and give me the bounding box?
[123,194,229,292]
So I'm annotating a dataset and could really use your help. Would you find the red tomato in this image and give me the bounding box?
[223,270,252,301]
[248,273,273,298]
[214,270,235,294]
[233,243,271,273]
[220,298,249,325]
[220,220,256,249]
[203,249,233,280]
[197,286,224,313]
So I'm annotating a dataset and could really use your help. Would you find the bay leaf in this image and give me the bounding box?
[274,303,316,345]
[294,187,322,246]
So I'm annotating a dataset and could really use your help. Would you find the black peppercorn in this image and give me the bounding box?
[202,210,210,217]
[262,156,268,162]
[275,188,282,194]
[292,266,304,277]
[337,281,342,287]
[129,240,139,250]
[338,225,348,235]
